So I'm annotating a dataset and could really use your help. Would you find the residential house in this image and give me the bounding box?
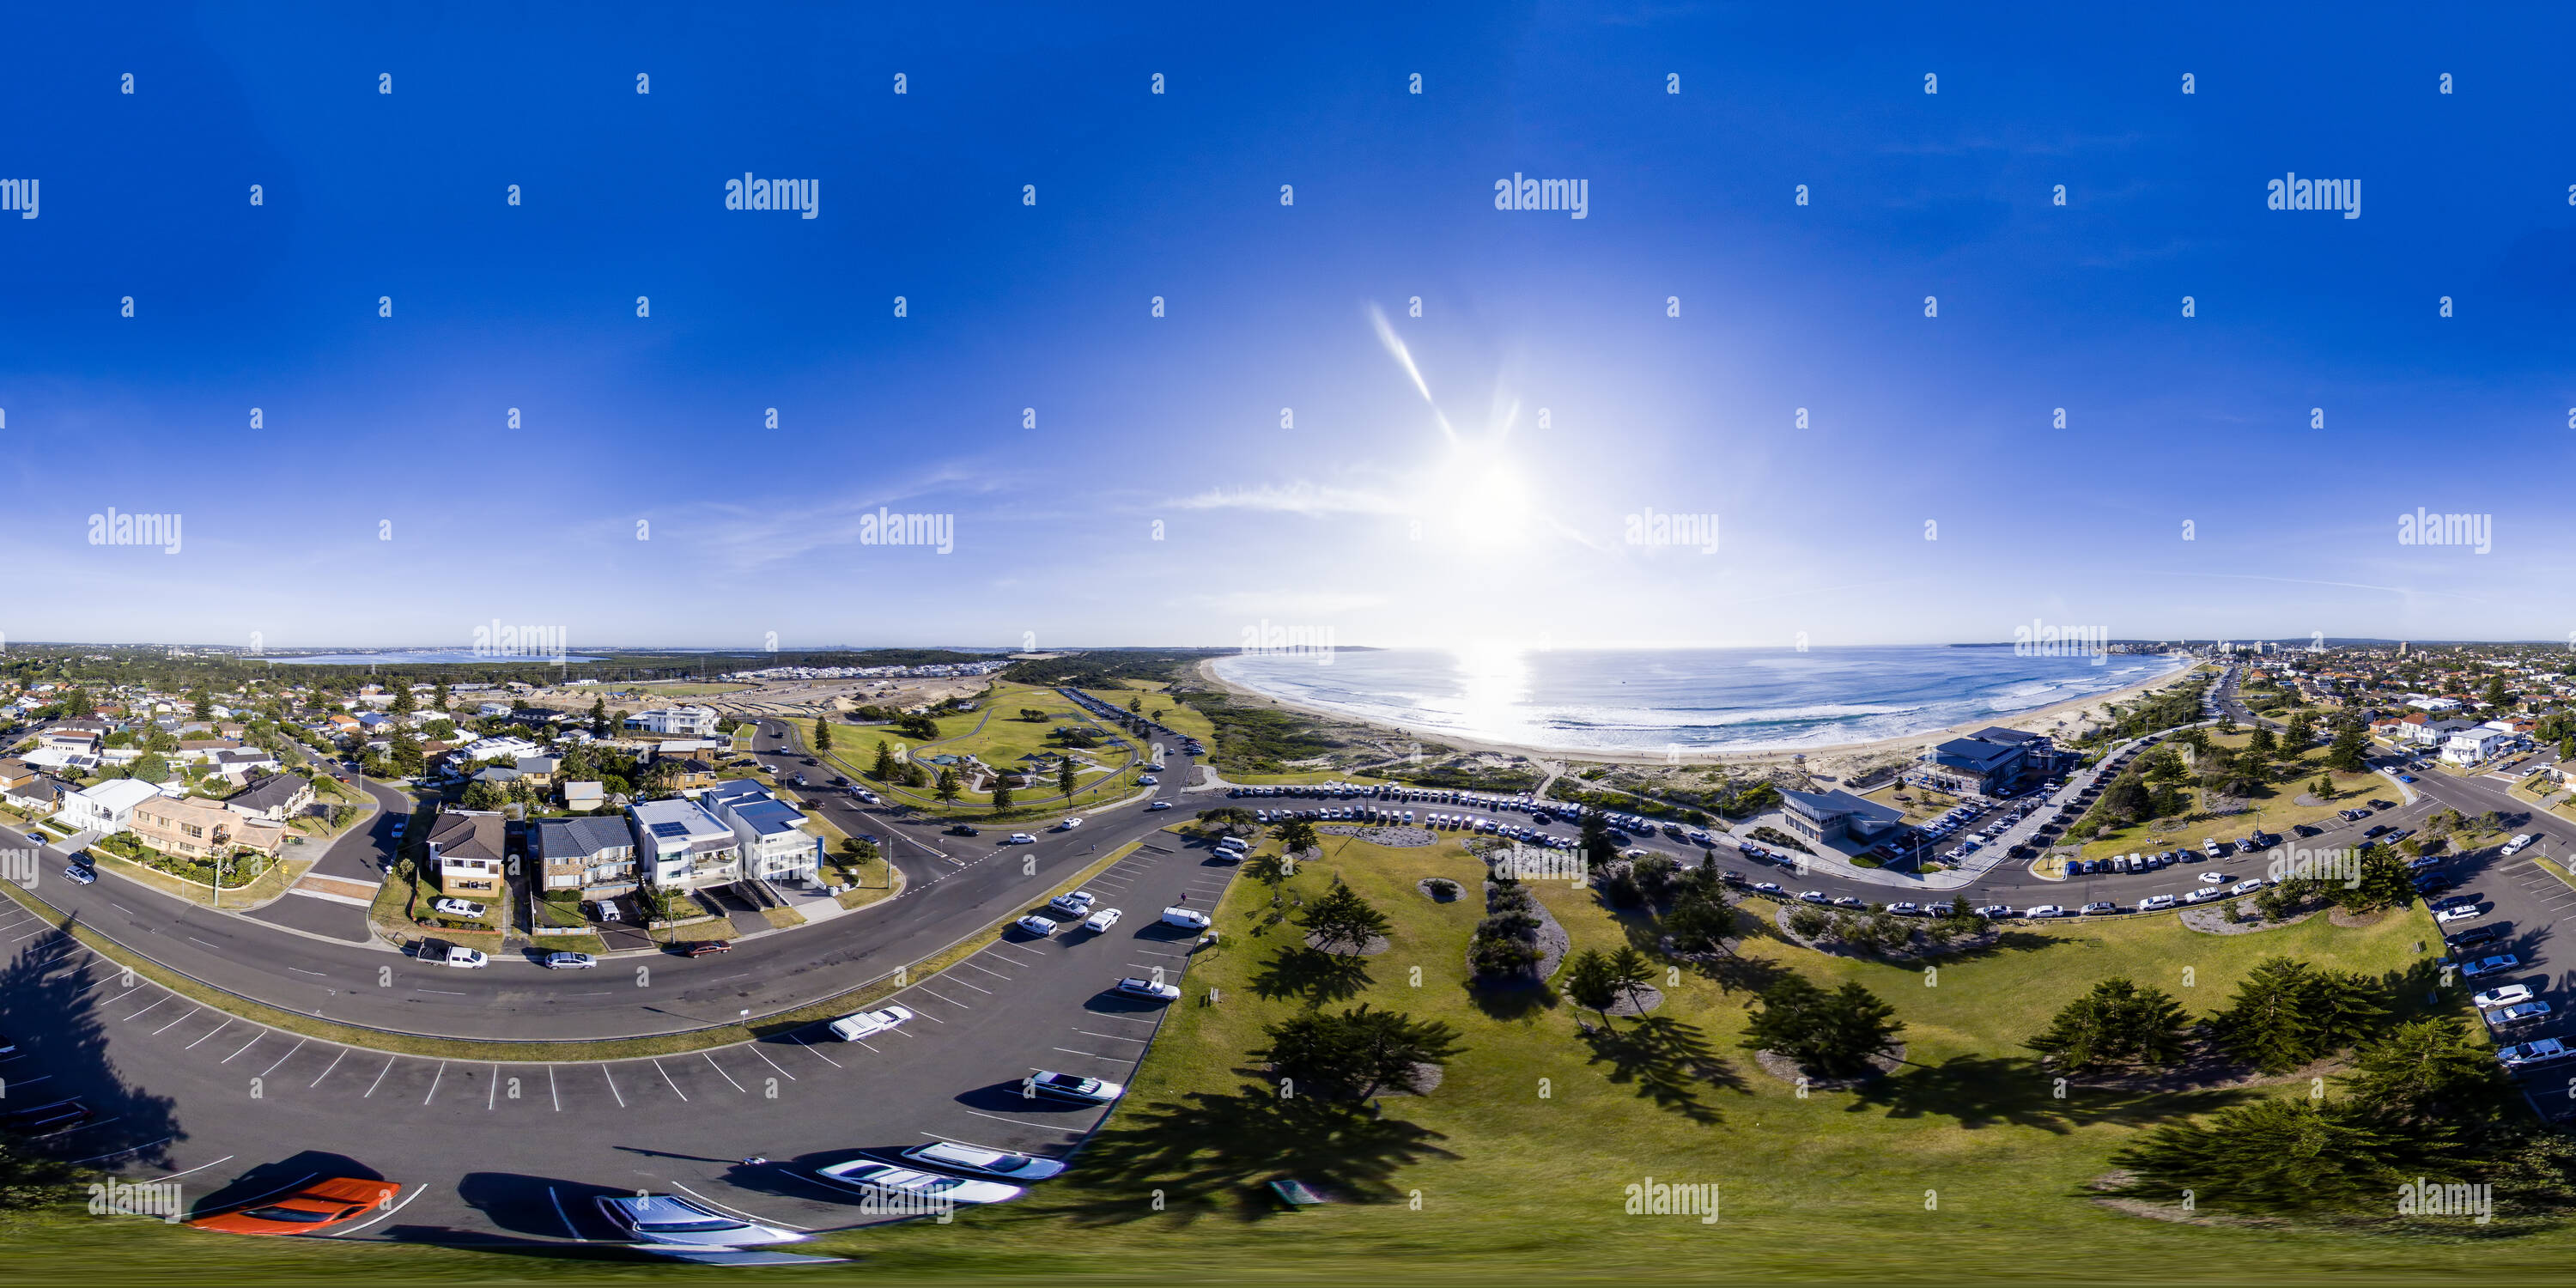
[626,798,742,891]
[61,778,170,835]
[562,781,605,812]
[2441,729,2511,768]
[223,773,314,823]
[702,781,821,884]
[514,755,561,786]
[0,758,34,789]
[425,810,507,897]
[5,776,64,815]
[625,706,720,737]
[131,793,285,861]
[534,816,639,896]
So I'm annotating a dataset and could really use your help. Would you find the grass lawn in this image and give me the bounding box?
[1078,683,1217,748]
[2073,733,2383,862]
[1858,781,1965,825]
[800,832,2543,1282]
[88,851,310,909]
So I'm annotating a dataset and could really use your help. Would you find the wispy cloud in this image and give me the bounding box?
[1172,481,1405,517]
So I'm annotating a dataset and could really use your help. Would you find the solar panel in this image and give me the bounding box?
[649,821,690,838]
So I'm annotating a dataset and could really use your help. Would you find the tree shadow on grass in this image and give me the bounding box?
[1841,1050,2259,1133]
[1043,1079,1456,1226]
[1463,977,1553,1021]
[1249,945,1373,1004]
[1574,1015,1740,1125]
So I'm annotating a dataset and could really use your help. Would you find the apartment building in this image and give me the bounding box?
[702,780,822,884]
[534,816,639,896]
[59,778,163,835]
[625,705,720,737]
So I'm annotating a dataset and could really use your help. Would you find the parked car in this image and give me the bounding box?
[596,1193,808,1248]
[417,939,486,969]
[681,940,732,957]
[2492,999,2553,1028]
[1023,1070,1125,1105]
[2497,1037,2573,1070]
[185,1176,404,1236]
[2435,903,2485,924]
[2024,905,2065,918]
[1015,914,1062,938]
[2473,984,2535,1010]
[2447,923,2510,948]
[431,897,485,919]
[60,863,94,886]
[812,1160,1023,1207]
[1113,975,1182,1001]
[543,951,597,969]
[900,1140,1067,1182]
[1160,906,1211,930]
[828,1004,915,1042]
[2460,953,2520,979]
[1972,905,2012,918]
[2080,902,2117,915]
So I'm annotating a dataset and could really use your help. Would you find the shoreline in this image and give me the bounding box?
[1194,654,2206,780]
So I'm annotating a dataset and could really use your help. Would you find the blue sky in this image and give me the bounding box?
[4,3,2573,651]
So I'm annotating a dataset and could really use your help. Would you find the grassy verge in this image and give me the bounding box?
[88,852,309,910]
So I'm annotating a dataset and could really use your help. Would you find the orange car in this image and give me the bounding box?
[186,1176,402,1235]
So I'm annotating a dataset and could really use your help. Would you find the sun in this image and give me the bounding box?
[1429,449,1536,550]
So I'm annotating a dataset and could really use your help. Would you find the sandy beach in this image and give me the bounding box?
[1194,654,2207,781]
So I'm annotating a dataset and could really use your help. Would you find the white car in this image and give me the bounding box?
[902,1139,1068,1182]
[2497,1037,2572,1069]
[1136,776,1157,787]
[544,951,596,969]
[2024,904,2065,918]
[2473,984,2535,1010]
[1887,902,1923,915]
[828,1004,916,1042]
[1054,817,1084,831]
[1752,882,1783,894]
[1015,914,1062,938]
[2196,872,2227,884]
[2501,834,2536,856]
[2492,999,2553,1028]
[1083,908,1124,933]
[1113,975,1182,1001]
[1048,890,1097,919]
[1005,833,1038,845]
[2139,894,2178,911]
[1972,904,2012,918]
[432,897,485,918]
[596,1194,807,1248]
[1160,906,1211,929]
[813,1160,1024,1206]
[1797,890,1830,904]
[1145,801,1173,811]
[2435,903,2485,924]
[2229,879,2267,896]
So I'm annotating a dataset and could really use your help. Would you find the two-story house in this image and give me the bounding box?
[626,798,741,891]
[425,810,507,898]
[534,816,639,896]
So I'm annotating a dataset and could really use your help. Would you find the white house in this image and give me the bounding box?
[2441,729,2509,767]
[2407,696,2464,713]
[60,778,164,835]
[626,798,742,891]
[626,706,720,737]
[701,781,819,884]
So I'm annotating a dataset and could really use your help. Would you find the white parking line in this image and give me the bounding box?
[653,1059,690,1102]
[602,1065,627,1108]
[143,1153,235,1182]
[1073,1030,1149,1043]
[363,1055,396,1097]
[666,1181,813,1232]
[323,1184,423,1237]
[308,1048,348,1088]
[957,960,1014,981]
[910,987,970,1010]
[959,1108,1084,1133]
[745,1045,797,1081]
[944,976,994,995]
[422,1061,446,1105]
[550,1065,560,1111]
[120,996,171,1023]
[790,1035,844,1067]
[703,1052,747,1093]
[222,1034,264,1063]
[489,1064,501,1110]
[150,1007,201,1036]
[547,1186,585,1240]
[258,1040,307,1078]
[1053,1047,1137,1064]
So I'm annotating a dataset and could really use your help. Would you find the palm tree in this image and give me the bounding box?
[1606,945,1656,1012]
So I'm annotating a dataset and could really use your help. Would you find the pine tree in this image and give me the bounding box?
[1057,756,1078,802]
[1605,945,1656,1012]
[1559,949,1619,1018]
[872,741,897,780]
[934,767,961,804]
[814,716,833,753]
[1296,879,1393,954]
[989,779,1013,811]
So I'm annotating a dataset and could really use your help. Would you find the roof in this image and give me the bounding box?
[536,815,635,859]
[426,811,507,863]
[1780,787,1905,827]
[1968,726,2046,745]
[732,799,811,837]
[73,778,162,811]
[227,774,308,812]
[1930,738,2020,770]
[629,797,731,845]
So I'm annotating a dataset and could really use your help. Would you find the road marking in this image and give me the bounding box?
[910,987,969,1011]
[186,936,221,950]
[361,1055,396,1097]
[323,1184,424,1237]
[745,1044,797,1081]
[959,1108,1085,1133]
[222,1034,266,1063]
[602,1065,627,1108]
[702,1052,747,1093]
[289,967,328,977]
[258,1040,307,1078]
[140,1152,234,1181]
[652,1059,690,1102]
[120,996,171,1023]
[1073,1029,1149,1043]
[943,975,994,994]
[1054,1047,1138,1064]
[308,1048,348,1088]
[149,1007,201,1036]
[789,1035,842,1068]
[666,1181,813,1231]
[33,1114,117,1141]
[546,1186,586,1240]
[957,960,1013,981]
[550,1065,560,1111]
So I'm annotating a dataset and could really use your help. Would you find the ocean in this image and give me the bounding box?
[1209,645,2190,756]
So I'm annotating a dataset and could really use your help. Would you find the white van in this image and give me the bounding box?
[1216,835,1249,854]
